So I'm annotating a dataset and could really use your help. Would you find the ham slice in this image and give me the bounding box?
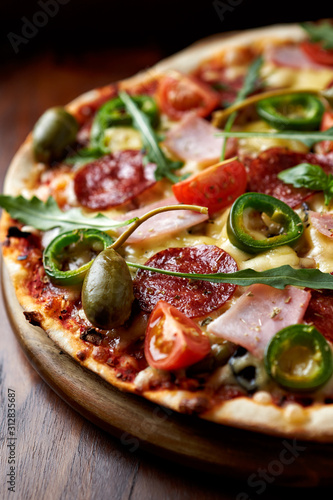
[268,44,326,69]
[163,113,236,165]
[207,284,311,358]
[309,211,333,238]
[116,195,208,244]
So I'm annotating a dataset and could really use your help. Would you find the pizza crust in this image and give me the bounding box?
[3,22,333,442]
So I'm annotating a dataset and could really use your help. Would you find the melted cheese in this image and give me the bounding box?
[238,120,309,157]
[240,245,300,271]
[104,126,142,152]
[263,64,333,91]
[303,224,333,272]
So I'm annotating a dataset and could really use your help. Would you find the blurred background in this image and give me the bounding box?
[0,0,332,63]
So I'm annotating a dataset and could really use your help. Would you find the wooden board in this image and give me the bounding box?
[3,260,333,487]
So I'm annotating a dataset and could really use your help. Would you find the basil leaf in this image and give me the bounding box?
[277,163,333,205]
[217,127,333,148]
[0,195,134,234]
[277,163,328,190]
[119,91,183,183]
[127,262,333,290]
[324,180,333,206]
[301,21,333,50]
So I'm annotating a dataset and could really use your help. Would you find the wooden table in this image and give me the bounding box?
[1,46,332,500]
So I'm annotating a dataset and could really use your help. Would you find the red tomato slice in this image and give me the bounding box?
[317,110,333,154]
[156,72,220,121]
[301,41,333,66]
[144,301,211,371]
[321,110,333,130]
[172,158,247,215]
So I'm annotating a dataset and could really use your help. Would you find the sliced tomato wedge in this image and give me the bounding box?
[321,110,333,130]
[144,301,211,371]
[300,41,333,66]
[172,158,247,215]
[317,110,333,154]
[156,72,220,121]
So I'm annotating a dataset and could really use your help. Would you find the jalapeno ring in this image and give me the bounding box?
[227,192,303,254]
[265,324,333,391]
[90,95,159,148]
[43,229,114,285]
[256,93,324,131]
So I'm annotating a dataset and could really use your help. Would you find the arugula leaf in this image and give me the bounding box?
[277,163,333,205]
[301,21,333,50]
[119,91,183,183]
[0,195,134,234]
[127,262,333,290]
[221,56,263,160]
[237,56,263,103]
[217,127,333,148]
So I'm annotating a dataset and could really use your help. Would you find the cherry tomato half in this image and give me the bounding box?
[172,158,247,215]
[156,72,220,121]
[144,301,211,371]
[301,41,333,67]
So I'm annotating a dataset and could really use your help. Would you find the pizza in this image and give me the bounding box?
[3,21,333,443]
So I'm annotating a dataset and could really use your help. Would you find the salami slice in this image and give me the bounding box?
[247,148,333,208]
[74,149,157,210]
[304,289,333,343]
[133,245,238,318]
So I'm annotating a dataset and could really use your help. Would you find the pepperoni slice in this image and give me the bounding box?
[133,245,238,318]
[247,147,333,208]
[304,289,333,343]
[74,150,157,210]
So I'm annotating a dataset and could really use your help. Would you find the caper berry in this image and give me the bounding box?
[82,248,134,330]
[33,106,79,163]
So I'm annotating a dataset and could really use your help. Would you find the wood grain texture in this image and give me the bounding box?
[1,47,333,500]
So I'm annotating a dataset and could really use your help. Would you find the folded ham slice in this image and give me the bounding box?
[163,113,236,165]
[268,44,326,69]
[309,211,333,238]
[207,284,311,358]
[116,195,208,244]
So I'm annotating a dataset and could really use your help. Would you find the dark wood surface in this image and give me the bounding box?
[1,46,333,500]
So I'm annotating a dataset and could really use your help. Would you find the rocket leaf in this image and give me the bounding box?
[0,194,134,234]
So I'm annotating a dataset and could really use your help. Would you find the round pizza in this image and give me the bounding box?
[3,21,333,442]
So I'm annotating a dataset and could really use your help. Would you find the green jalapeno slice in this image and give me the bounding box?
[90,95,159,148]
[256,93,324,131]
[43,229,114,285]
[265,324,333,391]
[227,192,303,254]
